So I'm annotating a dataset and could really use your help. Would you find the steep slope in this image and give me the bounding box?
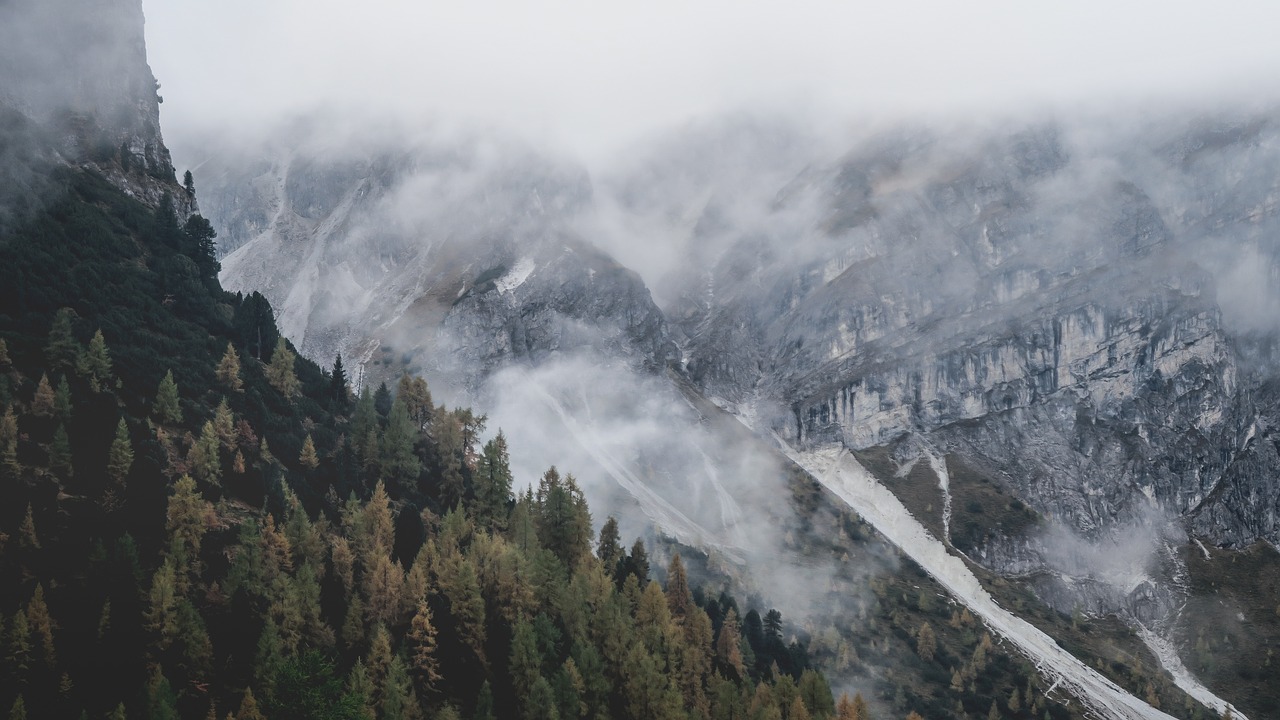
[195,126,676,394]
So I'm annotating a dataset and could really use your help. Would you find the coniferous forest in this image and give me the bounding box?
[0,147,857,719]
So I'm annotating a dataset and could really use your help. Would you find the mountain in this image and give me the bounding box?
[202,108,1280,717]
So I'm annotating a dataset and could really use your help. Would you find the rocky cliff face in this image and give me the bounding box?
[199,126,675,392]
[0,0,190,216]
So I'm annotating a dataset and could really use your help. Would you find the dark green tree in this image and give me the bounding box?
[153,369,181,424]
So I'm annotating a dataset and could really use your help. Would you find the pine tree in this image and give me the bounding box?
[374,382,392,418]
[380,654,422,720]
[8,695,25,720]
[153,370,181,424]
[475,431,513,531]
[107,417,134,484]
[78,329,112,392]
[265,337,299,397]
[19,503,38,549]
[146,559,180,649]
[183,170,196,197]
[381,397,421,487]
[299,434,320,470]
[0,339,9,369]
[31,374,55,417]
[145,665,180,720]
[45,308,80,372]
[331,354,349,406]
[596,516,623,577]
[7,611,32,678]
[407,600,441,694]
[988,700,1000,720]
[789,696,811,720]
[107,703,126,720]
[53,375,72,420]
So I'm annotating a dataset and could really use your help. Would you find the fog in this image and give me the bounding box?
[143,0,1280,169]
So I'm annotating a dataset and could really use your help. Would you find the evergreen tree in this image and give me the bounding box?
[265,337,300,398]
[45,308,80,372]
[330,354,350,407]
[183,170,195,197]
[31,374,54,417]
[373,382,392,418]
[381,398,421,488]
[0,339,9,369]
[299,434,320,470]
[78,329,113,392]
[6,610,32,678]
[7,696,25,720]
[216,342,244,392]
[596,516,622,577]
[145,665,180,720]
[184,214,220,278]
[53,375,72,420]
[475,431,513,531]
[107,417,134,485]
[167,475,207,562]
[50,423,73,478]
[154,370,181,424]
[380,654,421,720]
[534,467,592,569]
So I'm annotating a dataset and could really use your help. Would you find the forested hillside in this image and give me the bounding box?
[0,135,852,719]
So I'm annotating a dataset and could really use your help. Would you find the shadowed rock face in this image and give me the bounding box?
[0,0,190,218]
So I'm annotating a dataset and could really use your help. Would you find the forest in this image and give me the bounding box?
[0,164,859,720]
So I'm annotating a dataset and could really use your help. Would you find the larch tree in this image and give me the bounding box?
[154,370,182,424]
[396,374,433,429]
[265,337,299,398]
[665,554,694,622]
[190,421,221,484]
[299,434,320,470]
[26,584,56,667]
[7,695,25,720]
[213,397,236,450]
[407,600,442,694]
[716,608,746,678]
[916,622,936,662]
[31,374,55,417]
[107,417,134,485]
[236,689,266,720]
[19,503,39,549]
[78,329,113,392]
[166,475,207,565]
[216,342,243,392]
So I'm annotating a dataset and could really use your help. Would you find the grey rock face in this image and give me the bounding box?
[638,115,1280,555]
[0,0,190,213]
[202,127,675,391]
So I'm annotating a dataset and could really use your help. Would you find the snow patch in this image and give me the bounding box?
[495,257,536,295]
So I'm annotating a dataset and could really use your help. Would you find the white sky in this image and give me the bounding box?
[143,0,1280,163]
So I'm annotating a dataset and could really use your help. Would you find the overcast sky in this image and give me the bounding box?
[143,0,1280,164]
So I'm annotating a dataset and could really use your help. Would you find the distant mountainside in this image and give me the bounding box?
[201,106,1280,717]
